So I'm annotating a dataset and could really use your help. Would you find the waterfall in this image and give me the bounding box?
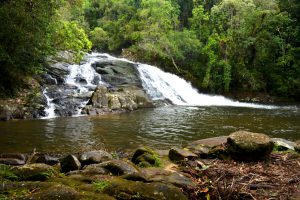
[42,90,56,119]
[137,63,276,109]
[42,52,277,119]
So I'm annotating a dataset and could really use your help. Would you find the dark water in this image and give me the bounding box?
[0,106,299,153]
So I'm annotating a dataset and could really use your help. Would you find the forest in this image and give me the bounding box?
[0,0,299,100]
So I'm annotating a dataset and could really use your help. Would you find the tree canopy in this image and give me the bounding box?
[0,0,299,100]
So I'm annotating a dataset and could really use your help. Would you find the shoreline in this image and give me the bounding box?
[1,132,300,199]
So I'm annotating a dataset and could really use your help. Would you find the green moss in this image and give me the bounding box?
[0,188,30,199]
[92,181,110,192]
[132,147,161,168]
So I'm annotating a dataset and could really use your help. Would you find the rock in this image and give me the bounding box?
[226,131,274,161]
[60,155,81,173]
[91,60,141,87]
[295,141,300,153]
[188,136,228,148]
[0,105,13,121]
[79,150,113,165]
[99,160,140,176]
[103,178,188,200]
[83,85,153,114]
[272,138,296,151]
[0,153,27,166]
[35,154,60,166]
[169,148,198,162]
[142,168,196,188]
[40,74,57,85]
[132,147,160,167]
[23,185,81,200]
[0,158,25,166]
[12,163,57,181]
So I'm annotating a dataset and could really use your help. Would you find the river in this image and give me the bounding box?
[0,105,299,153]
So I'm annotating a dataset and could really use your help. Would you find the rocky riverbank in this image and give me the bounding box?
[1,131,300,199]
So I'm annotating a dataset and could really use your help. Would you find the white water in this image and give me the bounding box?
[41,90,56,119]
[43,52,279,118]
[137,63,277,109]
[65,54,103,115]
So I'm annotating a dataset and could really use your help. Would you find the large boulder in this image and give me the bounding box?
[82,85,153,114]
[226,131,274,161]
[91,60,141,87]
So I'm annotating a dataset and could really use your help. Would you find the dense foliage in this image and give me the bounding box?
[0,0,299,100]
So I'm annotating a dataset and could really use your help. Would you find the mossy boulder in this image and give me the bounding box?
[132,147,161,167]
[12,163,58,181]
[169,148,198,162]
[102,178,188,200]
[21,185,81,200]
[226,131,274,161]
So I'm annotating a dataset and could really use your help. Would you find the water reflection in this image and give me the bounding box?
[0,106,299,153]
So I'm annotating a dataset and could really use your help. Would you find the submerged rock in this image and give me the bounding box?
[226,131,274,161]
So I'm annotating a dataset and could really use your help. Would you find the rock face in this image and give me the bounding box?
[226,131,274,161]
[82,85,153,114]
[92,59,142,87]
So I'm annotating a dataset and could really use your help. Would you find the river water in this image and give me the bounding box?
[0,105,299,153]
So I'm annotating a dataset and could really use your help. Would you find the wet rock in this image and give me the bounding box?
[12,163,57,181]
[91,60,141,87]
[169,148,198,162]
[103,178,188,200]
[0,158,26,166]
[60,155,81,173]
[23,185,81,200]
[40,74,57,85]
[226,131,274,161]
[272,138,296,151]
[99,160,140,176]
[35,154,60,166]
[79,150,113,165]
[0,153,27,166]
[132,147,160,167]
[83,85,153,114]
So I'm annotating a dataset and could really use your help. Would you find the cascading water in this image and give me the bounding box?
[42,90,56,119]
[42,52,278,119]
[137,63,276,109]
